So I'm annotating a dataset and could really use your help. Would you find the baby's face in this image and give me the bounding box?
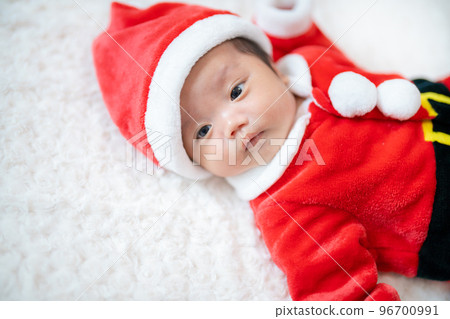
[180,41,297,177]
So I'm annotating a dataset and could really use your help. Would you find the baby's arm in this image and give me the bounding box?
[252,201,400,301]
[254,0,332,61]
[293,44,432,122]
[254,0,434,122]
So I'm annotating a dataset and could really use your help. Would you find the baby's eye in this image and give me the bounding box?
[230,83,244,101]
[196,124,211,139]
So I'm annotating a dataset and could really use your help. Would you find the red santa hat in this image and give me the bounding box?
[92,2,272,179]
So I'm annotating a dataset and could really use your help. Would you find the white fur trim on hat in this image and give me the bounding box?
[328,71,377,118]
[276,54,312,97]
[377,79,421,120]
[255,0,312,38]
[145,14,272,180]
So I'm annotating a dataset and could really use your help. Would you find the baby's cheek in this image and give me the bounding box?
[193,142,229,170]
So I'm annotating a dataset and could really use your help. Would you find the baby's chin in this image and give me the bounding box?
[203,150,279,177]
[208,164,257,178]
[193,135,285,177]
[203,167,248,178]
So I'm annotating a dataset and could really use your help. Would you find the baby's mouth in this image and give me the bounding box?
[243,131,264,151]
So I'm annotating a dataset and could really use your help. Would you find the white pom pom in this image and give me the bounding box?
[328,71,377,117]
[377,79,421,120]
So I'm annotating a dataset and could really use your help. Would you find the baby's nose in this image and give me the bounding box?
[223,113,248,139]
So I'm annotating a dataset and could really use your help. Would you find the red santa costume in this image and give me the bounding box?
[92,1,450,300]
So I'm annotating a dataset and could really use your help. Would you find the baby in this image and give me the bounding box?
[93,1,450,300]
[180,37,301,178]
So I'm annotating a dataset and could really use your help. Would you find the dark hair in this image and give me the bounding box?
[227,37,276,73]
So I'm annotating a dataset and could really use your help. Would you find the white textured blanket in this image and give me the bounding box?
[1,0,449,300]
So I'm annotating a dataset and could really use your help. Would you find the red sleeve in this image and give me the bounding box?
[293,46,432,122]
[253,0,334,61]
[253,1,432,122]
[251,201,400,301]
[265,23,333,62]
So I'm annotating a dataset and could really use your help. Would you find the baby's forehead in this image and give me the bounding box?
[184,44,243,93]
[192,40,245,73]
[180,40,263,129]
